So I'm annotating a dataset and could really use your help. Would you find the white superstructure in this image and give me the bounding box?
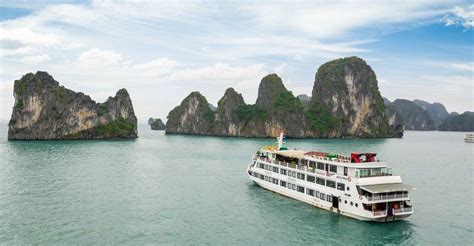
[247,132,414,222]
[465,133,474,143]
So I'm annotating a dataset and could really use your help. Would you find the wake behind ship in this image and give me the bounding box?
[247,132,413,222]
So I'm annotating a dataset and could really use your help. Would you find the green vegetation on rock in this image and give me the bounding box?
[274,91,303,113]
[236,104,267,122]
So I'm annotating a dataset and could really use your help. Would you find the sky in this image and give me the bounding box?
[0,0,473,123]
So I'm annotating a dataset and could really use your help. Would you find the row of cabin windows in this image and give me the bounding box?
[259,164,350,192]
[260,160,348,180]
[254,172,335,203]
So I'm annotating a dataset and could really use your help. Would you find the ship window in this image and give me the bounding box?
[317,162,325,170]
[306,189,315,196]
[326,180,336,188]
[327,195,332,202]
[259,163,264,169]
[259,174,264,180]
[337,183,345,191]
[253,172,258,178]
[297,186,305,193]
[280,168,287,175]
[264,176,269,181]
[286,183,292,189]
[316,177,325,186]
[344,167,348,176]
[307,175,315,183]
[297,173,305,180]
[345,200,347,204]
[315,191,320,198]
[350,202,353,206]
[355,203,358,207]
[330,165,337,173]
[292,184,296,190]
[320,193,326,200]
[291,171,297,178]
[272,178,279,185]
[272,166,279,173]
[309,161,316,168]
[280,181,287,187]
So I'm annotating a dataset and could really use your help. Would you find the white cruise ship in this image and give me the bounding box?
[247,132,413,222]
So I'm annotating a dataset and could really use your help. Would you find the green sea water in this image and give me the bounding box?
[1,124,473,244]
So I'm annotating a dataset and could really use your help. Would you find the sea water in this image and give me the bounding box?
[0,124,472,244]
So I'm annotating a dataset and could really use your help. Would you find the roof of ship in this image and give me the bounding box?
[275,150,306,159]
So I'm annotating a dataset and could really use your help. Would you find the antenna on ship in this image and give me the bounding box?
[277,130,285,150]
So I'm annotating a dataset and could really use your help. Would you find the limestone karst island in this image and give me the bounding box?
[8,71,137,140]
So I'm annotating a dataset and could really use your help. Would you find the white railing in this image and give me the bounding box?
[367,193,409,201]
[373,211,386,216]
[394,207,413,214]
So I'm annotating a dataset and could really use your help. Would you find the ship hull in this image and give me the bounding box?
[248,170,411,223]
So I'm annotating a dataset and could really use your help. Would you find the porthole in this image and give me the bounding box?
[355,203,358,207]
[345,200,347,204]
[350,202,353,206]
[339,198,342,202]
[346,187,350,191]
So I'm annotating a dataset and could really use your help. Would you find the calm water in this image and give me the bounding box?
[0,124,473,245]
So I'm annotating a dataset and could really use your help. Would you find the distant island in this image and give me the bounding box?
[148,117,166,130]
[384,98,473,132]
[8,71,138,140]
[166,56,402,138]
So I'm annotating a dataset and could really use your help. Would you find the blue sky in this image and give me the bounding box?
[0,0,472,122]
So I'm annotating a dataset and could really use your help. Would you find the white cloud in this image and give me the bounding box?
[449,62,474,73]
[241,1,451,38]
[133,58,177,76]
[445,5,474,29]
[76,48,123,66]
[20,54,51,64]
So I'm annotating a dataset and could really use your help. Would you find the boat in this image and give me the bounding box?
[246,132,414,222]
[465,133,474,143]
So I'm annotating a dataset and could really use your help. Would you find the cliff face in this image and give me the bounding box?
[165,92,215,135]
[392,99,436,130]
[309,57,397,137]
[166,57,401,138]
[413,99,449,127]
[8,71,137,140]
[438,111,474,131]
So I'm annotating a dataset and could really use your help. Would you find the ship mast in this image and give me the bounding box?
[277,131,285,150]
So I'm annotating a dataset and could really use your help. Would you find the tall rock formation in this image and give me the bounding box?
[392,99,436,130]
[8,71,137,140]
[214,88,246,136]
[413,99,449,127]
[165,92,215,135]
[309,57,397,137]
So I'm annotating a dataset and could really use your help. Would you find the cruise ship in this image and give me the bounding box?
[247,132,413,222]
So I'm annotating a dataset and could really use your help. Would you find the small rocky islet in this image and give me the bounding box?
[8,71,138,140]
[148,118,166,130]
[166,56,402,138]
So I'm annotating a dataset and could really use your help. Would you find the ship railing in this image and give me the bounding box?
[367,193,409,201]
[394,207,412,214]
[372,211,386,216]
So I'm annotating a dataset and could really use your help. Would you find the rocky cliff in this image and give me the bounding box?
[413,99,449,127]
[438,111,474,131]
[8,71,138,140]
[391,99,436,130]
[309,57,398,137]
[166,57,401,138]
[148,117,166,130]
